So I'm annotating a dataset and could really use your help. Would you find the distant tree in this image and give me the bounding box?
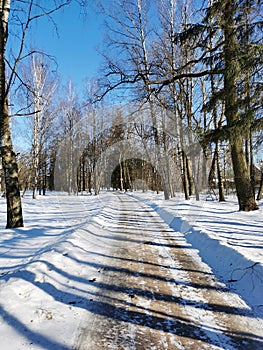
[57,80,83,194]
[20,53,58,198]
[99,0,175,199]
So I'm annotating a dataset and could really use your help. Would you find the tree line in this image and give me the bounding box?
[0,0,262,229]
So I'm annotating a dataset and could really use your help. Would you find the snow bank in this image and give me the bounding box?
[129,192,263,318]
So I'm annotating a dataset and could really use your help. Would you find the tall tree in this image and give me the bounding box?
[24,53,58,199]
[0,0,23,227]
[0,0,72,227]
[149,0,261,210]
[222,0,258,211]
[98,0,261,210]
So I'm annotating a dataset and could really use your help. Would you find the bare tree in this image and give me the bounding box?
[25,53,58,199]
[99,0,174,199]
[0,0,71,228]
[0,0,23,227]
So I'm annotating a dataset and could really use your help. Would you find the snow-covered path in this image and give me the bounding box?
[0,192,262,349]
[76,193,263,349]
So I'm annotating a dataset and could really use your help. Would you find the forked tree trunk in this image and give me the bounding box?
[0,0,23,227]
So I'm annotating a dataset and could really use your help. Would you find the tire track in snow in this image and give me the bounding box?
[76,193,263,349]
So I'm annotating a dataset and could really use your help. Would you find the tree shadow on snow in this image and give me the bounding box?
[2,259,263,350]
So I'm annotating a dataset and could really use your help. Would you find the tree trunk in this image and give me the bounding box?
[0,103,23,227]
[32,100,40,199]
[119,154,124,191]
[0,0,23,227]
[87,171,92,194]
[208,148,216,188]
[257,172,263,201]
[181,150,190,200]
[223,0,258,211]
[42,161,46,196]
[0,157,5,193]
[230,137,258,210]
[216,142,225,202]
[186,155,195,197]
[249,129,255,198]
[209,24,225,202]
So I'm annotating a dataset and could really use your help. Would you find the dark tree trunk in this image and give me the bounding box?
[186,155,194,197]
[223,0,258,211]
[182,150,190,200]
[257,172,263,201]
[216,142,225,202]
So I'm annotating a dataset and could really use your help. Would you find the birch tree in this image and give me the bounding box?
[0,0,23,227]
[0,0,72,228]
[27,54,58,199]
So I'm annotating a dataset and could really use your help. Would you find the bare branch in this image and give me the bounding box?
[94,73,143,103]
[150,69,223,94]
[9,110,41,118]
[5,0,70,98]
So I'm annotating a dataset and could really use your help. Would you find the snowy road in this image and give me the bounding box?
[0,191,262,349]
[76,193,263,350]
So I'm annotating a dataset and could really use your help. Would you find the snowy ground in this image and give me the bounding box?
[128,191,263,317]
[0,190,262,349]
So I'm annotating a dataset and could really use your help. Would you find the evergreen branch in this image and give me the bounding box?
[201,117,263,145]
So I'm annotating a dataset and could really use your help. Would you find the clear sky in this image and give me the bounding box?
[27,2,105,93]
[10,1,106,150]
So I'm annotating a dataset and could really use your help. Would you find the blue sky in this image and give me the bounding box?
[27,2,105,92]
[10,2,106,150]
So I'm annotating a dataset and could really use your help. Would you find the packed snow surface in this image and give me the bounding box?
[0,190,262,349]
[129,191,263,316]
